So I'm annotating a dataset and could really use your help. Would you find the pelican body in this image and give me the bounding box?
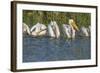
[48,21,60,38]
[23,23,30,35]
[88,25,91,36]
[62,24,76,38]
[23,23,47,37]
[30,23,47,37]
[62,19,79,39]
[80,26,89,37]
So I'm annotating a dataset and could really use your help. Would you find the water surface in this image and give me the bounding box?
[23,36,91,62]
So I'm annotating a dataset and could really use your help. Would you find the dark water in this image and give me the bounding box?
[23,36,91,62]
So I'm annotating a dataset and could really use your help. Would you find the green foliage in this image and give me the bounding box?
[76,13,91,28]
[23,10,91,28]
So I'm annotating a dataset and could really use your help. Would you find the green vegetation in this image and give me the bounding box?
[23,10,91,28]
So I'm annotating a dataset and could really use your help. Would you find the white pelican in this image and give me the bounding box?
[30,22,47,37]
[23,23,30,35]
[63,24,73,38]
[48,21,60,38]
[81,26,89,37]
[88,25,91,36]
[63,19,79,39]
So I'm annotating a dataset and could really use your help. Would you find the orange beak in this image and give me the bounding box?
[69,19,79,31]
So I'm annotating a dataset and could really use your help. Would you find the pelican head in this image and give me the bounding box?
[69,19,79,31]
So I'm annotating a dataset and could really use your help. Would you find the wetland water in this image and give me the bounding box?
[23,36,91,62]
